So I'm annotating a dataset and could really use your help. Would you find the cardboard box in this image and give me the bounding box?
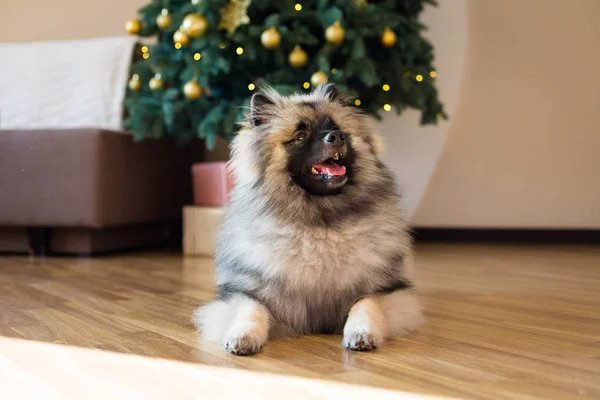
[183,206,223,256]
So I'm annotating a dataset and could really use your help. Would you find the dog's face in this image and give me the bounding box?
[230,84,393,224]
[284,105,355,196]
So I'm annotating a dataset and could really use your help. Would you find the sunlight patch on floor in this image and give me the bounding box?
[0,337,455,400]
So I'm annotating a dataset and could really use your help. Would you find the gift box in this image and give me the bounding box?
[183,206,223,256]
[191,162,234,207]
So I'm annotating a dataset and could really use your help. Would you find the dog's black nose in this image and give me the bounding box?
[323,131,346,147]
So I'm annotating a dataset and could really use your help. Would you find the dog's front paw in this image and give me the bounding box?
[222,327,265,356]
[223,335,263,356]
[343,329,380,352]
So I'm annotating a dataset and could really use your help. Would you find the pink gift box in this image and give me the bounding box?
[192,162,234,207]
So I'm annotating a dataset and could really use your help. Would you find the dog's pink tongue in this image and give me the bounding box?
[313,163,346,176]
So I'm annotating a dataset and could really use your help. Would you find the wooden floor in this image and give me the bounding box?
[0,244,599,399]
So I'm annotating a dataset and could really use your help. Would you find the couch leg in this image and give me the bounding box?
[27,228,49,256]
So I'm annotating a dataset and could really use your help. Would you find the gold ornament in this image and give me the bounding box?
[173,30,190,47]
[218,0,251,33]
[182,14,209,38]
[288,45,308,68]
[261,26,281,49]
[125,19,141,35]
[149,74,164,90]
[156,9,172,30]
[183,80,203,100]
[310,70,328,87]
[325,21,345,45]
[381,27,397,48]
[128,74,142,91]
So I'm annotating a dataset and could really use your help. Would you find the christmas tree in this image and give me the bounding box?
[124,0,446,149]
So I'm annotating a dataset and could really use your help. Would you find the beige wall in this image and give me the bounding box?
[414,0,600,228]
[2,0,599,228]
[0,0,147,42]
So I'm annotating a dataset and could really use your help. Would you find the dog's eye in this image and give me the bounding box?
[295,132,307,141]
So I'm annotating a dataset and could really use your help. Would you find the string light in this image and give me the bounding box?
[141,46,149,53]
[236,47,244,55]
[354,99,361,106]
[142,53,150,59]
[303,81,310,89]
[193,52,202,61]
[331,68,338,74]
[430,71,437,78]
[415,74,423,82]
[383,104,392,112]
[219,43,226,49]
[295,3,302,11]
[248,83,256,91]
[175,42,182,49]
[382,84,390,91]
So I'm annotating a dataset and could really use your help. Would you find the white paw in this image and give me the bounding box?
[343,327,381,352]
[222,333,264,356]
[221,322,267,356]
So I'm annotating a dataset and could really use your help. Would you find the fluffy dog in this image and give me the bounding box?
[193,84,423,355]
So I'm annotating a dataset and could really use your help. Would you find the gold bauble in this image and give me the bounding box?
[381,27,397,48]
[182,14,209,38]
[173,30,190,47]
[325,21,345,45]
[288,45,308,68]
[128,75,142,91]
[156,9,172,30]
[310,70,328,87]
[125,19,141,35]
[149,74,164,91]
[183,80,203,100]
[261,26,281,49]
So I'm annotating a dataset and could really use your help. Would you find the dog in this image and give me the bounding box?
[193,84,423,355]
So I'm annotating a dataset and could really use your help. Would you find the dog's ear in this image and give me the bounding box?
[250,92,276,127]
[322,83,348,105]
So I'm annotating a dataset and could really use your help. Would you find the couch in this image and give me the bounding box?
[0,128,202,255]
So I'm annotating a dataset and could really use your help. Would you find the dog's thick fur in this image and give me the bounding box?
[193,84,423,355]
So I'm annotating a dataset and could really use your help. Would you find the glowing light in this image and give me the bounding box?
[142,53,150,59]
[174,42,182,49]
[383,104,392,112]
[193,53,201,61]
[236,47,244,55]
[141,46,149,53]
[415,74,423,82]
[248,83,256,91]
[331,68,338,74]
[354,99,361,106]
[382,84,390,91]
[219,43,226,49]
[430,71,437,78]
[295,3,302,11]
[303,81,310,89]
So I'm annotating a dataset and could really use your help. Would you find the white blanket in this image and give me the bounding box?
[0,36,137,130]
